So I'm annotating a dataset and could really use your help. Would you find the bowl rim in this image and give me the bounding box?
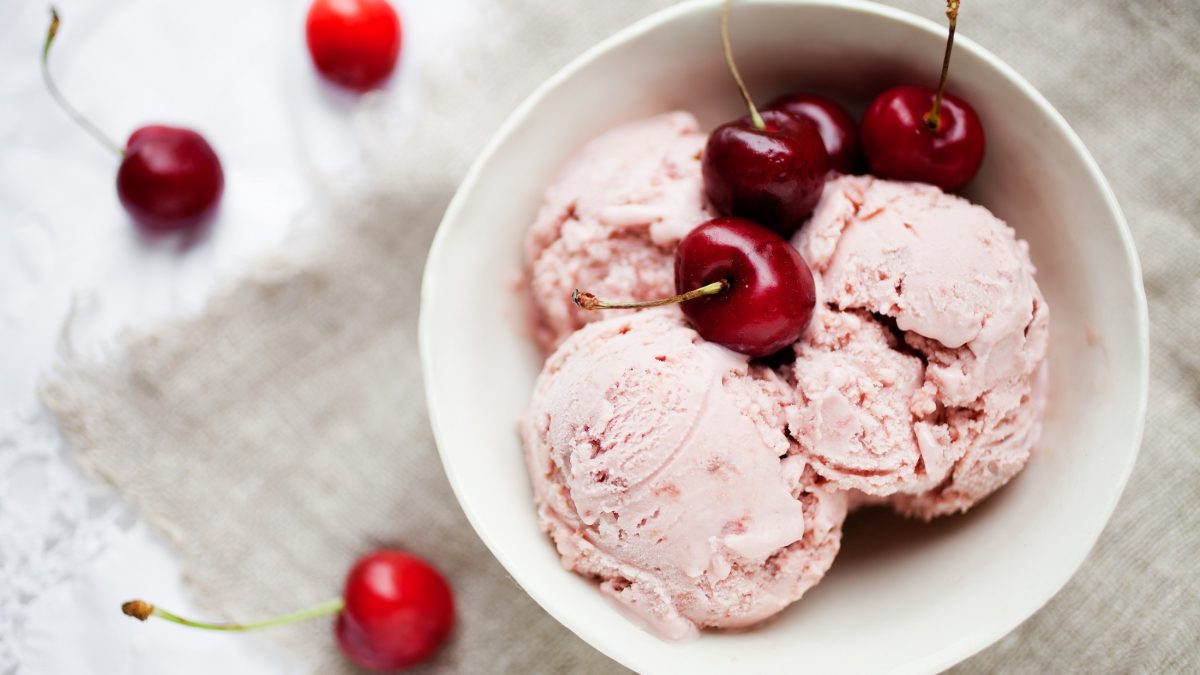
[419,0,1150,672]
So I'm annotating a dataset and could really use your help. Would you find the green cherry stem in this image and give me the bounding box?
[720,0,764,130]
[41,7,124,156]
[121,598,344,632]
[923,0,961,131]
[573,280,729,311]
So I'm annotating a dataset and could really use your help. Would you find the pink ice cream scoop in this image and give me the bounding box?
[524,112,712,352]
[793,175,1049,517]
[521,309,846,640]
[789,308,931,497]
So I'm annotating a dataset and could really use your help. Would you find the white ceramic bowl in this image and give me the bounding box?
[420,1,1149,672]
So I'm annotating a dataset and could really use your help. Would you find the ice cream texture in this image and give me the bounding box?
[793,175,1048,517]
[524,112,712,352]
[521,309,846,640]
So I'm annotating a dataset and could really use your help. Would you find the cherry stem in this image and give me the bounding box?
[121,598,344,632]
[720,0,764,130]
[41,7,124,156]
[924,0,960,132]
[574,280,729,311]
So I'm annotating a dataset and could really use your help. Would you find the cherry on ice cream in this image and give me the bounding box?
[575,217,816,357]
[860,1,984,191]
[701,0,827,237]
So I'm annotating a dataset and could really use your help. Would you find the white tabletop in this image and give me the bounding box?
[1,0,466,671]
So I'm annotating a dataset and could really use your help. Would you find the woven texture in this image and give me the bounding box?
[41,1,1199,672]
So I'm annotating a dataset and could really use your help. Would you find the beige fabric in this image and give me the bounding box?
[41,1,1199,672]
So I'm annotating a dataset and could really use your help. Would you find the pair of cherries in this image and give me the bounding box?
[705,0,981,241]
[41,0,401,234]
[123,549,455,671]
[578,0,981,358]
[575,3,832,357]
[717,78,983,216]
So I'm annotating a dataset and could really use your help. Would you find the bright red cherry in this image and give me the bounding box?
[767,93,861,174]
[575,217,816,357]
[702,1,827,237]
[117,126,224,232]
[306,0,402,91]
[121,549,455,672]
[335,551,456,671]
[41,9,223,233]
[861,86,983,191]
[859,1,984,191]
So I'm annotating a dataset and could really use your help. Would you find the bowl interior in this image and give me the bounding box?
[420,1,1148,673]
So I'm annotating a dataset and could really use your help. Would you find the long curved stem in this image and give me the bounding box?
[924,0,960,131]
[720,0,764,130]
[42,7,124,155]
[121,598,344,632]
[574,280,729,311]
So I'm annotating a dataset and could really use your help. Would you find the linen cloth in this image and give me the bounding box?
[41,0,1200,672]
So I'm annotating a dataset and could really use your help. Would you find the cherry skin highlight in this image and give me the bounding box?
[306,0,402,91]
[675,217,816,357]
[767,93,861,174]
[116,125,224,233]
[335,550,455,671]
[702,109,828,238]
[859,85,984,191]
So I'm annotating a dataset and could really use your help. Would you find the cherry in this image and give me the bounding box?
[121,549,455,672]
[702,0,828,238]
[859,1,984,191]
[860,86,983,191]
[766,93,861,174]
[117,126,224,232]
[41,9,223,233]
[673,218,816,356]
[306,0,402,92]
[703,110,828,238]
[335,550,455,671]
[574,217,816,357]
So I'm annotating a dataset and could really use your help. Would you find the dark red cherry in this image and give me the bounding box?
[572,217,816,356]
[41,11,224,234]
[335,550,455,671]
[860,85,984,191]
[767,93,861,174]
[702,109,828,238]
[674,217,815,357]
[117,126,224,232]
[306,0,402,91]
[702,0,827,237]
